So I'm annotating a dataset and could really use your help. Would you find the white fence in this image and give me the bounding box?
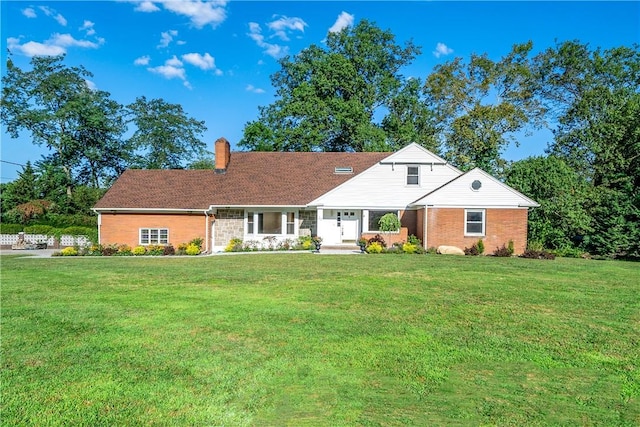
[0,234,91,247]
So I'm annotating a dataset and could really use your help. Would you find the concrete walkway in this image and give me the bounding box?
[0,249,58,258]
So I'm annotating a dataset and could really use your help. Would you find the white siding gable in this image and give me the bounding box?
[309,143,461,209]
[413,168,539,208]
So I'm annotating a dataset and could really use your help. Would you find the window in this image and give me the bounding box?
[286,212,295,235]
[140,228,168,245]
[246,211,296,235]
[407,166,419,185]
[367,210,399,232]
[465,209,485,236]
[247,212,254,234]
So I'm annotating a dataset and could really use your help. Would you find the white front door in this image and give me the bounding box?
[340,211,359,243]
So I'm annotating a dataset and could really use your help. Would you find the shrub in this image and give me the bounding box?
[527,240,545,252]
[508,240,515,255]
[176,243,188,255]
[163,244,176,256]
[24,224,56,235]
[263,235,278,250]
[225,238,244,252]
[133,246,147,256]
[189,237,204,250]
[426,246,438,255]
[407,234,422,246]
[378,213,401,232]
[86,244,104,256]
[60,246,78,256]
[493,244,513,257]
[402,243,417,254]
[116,244,132,256]
[278,238,295,251]
[146,245,165,256]
[465,239,485,256]
[243,240,260,251]
[521,249,556,260]
[0,223,23,234]
[185,244,200,256]
[367,234,387,248]
[298,235,313,250]
[551,246,584,258]
[366,241,384,254]
[101,245,118,256]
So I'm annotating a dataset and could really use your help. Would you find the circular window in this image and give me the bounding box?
[471,180,482,191]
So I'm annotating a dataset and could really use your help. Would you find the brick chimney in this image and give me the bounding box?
[214,137,231,173]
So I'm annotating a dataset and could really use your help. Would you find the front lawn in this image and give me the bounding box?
[1,254,638,425]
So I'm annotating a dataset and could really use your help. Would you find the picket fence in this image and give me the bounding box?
[0,234,91,247]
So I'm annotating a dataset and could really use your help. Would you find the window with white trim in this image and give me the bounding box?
[366,210,400,232]
[465,209,485,236]
[246,211,296,235]
[407,166,419,185]
[140,228,169,245]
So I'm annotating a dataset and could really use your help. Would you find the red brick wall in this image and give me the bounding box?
[99,213,210,249]
[426,208,529,254]
[400,210,418,237]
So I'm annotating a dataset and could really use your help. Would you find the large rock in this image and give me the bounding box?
[437,245,465,256]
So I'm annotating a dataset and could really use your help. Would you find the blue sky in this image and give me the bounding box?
[1,1,638,183]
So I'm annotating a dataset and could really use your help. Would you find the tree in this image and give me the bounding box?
[240,20,423,152]
[127,96,207,169]
[534,42,640,257]
[505,156,592,250]
[423,42,545,175]
[1,55,126,195]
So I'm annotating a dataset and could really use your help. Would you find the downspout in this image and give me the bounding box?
[204,210,210,254]
[423,206,428,249]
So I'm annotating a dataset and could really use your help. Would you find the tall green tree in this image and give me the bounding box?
[1,55,126,195]
[0,162,40,215]
[127,96,207,169]
[423,42,545,175]
[240,20,423,152]
[506,156,592,250]
[534,42,640,257]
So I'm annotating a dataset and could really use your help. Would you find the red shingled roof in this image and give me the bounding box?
[94,151,389,210]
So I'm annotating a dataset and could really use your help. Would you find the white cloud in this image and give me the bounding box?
[328,11,354,33]
[246,84,265,94]
[433,42,454,58]
[267,15,307,41]
[148,63,186,80]
[22,8,37,18]
[135,1,160,12]
[247,22,288,59]
[157,30,178,48]
[7,38,65,57]
[134,55,151,66]
[50,33,101,49]
[159,0,227,28]
[80,20,96,36]
[182,52,215,70]
[39,6,67,26]
[7,34,101,57]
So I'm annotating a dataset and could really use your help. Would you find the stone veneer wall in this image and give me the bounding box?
[298,210,317,237]
[215,209,244,246]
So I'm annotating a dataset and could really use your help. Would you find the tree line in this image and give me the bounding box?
[1,20,638,258]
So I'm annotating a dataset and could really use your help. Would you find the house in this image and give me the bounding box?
[93,137,538,253]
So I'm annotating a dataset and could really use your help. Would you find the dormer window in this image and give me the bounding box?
[334,167,353,174]
[407,166,419,185]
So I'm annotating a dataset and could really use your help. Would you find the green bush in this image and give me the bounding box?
[133,246,146,256]
[185,244,200,256]
[407,234,422,246]
[189,237,204,250]
[366,241,384,254]
[24,225,56,235]
[60,246,78,256]
[0,223,24,234]
[402,243,417,254]
[225,238,244,252]
[367,234,387,248]
[477,239,485,254]
[116,244,132,256]
[378,213,401,232]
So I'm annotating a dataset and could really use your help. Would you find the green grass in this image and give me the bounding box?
[1,254,639,426]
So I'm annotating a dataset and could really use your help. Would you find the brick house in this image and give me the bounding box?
[93,137,538,253]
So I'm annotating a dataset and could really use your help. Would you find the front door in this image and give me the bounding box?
[340,211,358,243]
